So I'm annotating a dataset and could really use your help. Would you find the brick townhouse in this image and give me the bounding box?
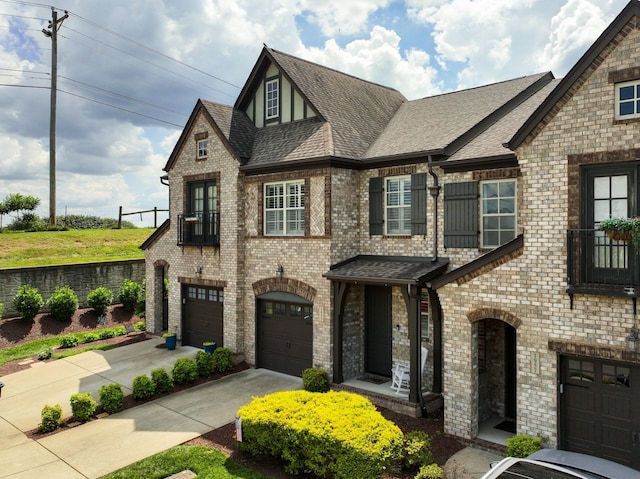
[142,0,640,468]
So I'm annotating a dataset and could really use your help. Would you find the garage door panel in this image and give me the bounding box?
[258,299,312,377]
[560,356,640,470]
[182,286,223,348]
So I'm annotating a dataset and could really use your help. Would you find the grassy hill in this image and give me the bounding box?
[0,228,153,268]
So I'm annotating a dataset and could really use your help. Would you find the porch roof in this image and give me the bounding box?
[323,255,449,285]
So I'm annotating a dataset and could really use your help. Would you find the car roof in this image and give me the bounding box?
[528,449,640,479]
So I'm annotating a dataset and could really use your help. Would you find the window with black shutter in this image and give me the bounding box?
[369,173,427,236]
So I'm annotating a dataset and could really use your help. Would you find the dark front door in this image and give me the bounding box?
[257,299,313,377]
[365,285,392,376]
[182,285,224,348]
[560,356,640,470]
[504,324,517,423]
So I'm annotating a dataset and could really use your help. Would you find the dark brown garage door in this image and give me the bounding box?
[560,356,640,470]
[257,297,312,377]
[182,285,223,348]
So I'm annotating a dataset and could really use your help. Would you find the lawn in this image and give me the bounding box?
[0,228,152,268]
[102,445,272,479]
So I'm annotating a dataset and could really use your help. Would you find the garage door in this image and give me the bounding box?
[560,356,640,470]
[257,295,312,377]
[182,285,223,348]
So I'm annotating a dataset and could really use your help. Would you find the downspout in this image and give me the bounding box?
[427,157,441,262]
[408,283,426,414]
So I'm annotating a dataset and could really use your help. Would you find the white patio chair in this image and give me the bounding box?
[390,346,428,395]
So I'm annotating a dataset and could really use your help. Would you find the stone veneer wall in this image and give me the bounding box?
[438,18,640,443]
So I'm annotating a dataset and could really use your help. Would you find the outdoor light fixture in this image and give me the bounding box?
[276,264,284,278]
[626,325,639,351]
[195,266,202,275]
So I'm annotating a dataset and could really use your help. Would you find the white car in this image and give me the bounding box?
[480,449,640,479]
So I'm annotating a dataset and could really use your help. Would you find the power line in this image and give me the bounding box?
[0,82,48,88]
[68,11,242,90]
[59,89,184,128]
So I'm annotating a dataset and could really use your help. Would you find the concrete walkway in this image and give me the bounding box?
[0,338,301,478]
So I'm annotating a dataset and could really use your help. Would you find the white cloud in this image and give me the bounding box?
[301,25,442,99]
[298,0,391,36]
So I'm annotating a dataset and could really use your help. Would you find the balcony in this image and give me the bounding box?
[566,229,640,306]
[177,212,219,247]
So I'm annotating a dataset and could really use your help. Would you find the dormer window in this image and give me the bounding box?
[266,78,279,120]
[615,80,640,120]
[197,139,208,159]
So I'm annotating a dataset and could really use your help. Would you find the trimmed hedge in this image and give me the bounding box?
[70,392,97,422]
[237,390,403,479]
[47,285,79,321]
[13,284,43,321]
[39,404,63,432]
[132,374,156,399]
[99,383,124,414]
[302,367,330,393]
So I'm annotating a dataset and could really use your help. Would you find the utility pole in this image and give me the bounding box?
[42,8,68,226]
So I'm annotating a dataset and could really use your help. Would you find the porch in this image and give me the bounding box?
[332,375,443,417]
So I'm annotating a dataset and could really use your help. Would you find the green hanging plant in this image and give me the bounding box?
[598,217,640,249]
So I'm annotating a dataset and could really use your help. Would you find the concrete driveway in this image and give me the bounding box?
[0,338,301,478]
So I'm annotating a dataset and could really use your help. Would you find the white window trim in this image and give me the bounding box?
[480,178,517,248]
[384,175,411,235]
[264,180,305,236]
[265,78,279,120]
[197,139,207,159]
[615,80,640,120]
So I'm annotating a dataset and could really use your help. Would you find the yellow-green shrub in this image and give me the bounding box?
[237,390,402,479]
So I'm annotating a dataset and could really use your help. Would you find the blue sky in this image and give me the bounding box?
[0,0,631,225]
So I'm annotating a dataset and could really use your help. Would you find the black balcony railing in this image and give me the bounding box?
[567,229,640,298]
[177,212,220,247]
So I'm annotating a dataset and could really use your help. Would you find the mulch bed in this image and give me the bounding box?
[1,307,465,478]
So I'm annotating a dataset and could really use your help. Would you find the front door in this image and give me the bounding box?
[365,285,392,376]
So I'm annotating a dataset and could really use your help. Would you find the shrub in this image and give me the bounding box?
[237,390,402,479]
[135,280,146,317]
[132,374,156,400]
[151,368,173,393]
[401,431,433,470]
[39,404,63,432]
[38,347,52,360]
[0,302,3,318]
[133,320,146,331]
[99,383,124,414]
[171,357,198,385]
[415,463,444,479]
[87,287,113,315]
[47,285,79,321]
[195,350,216,377]
[59,335,79,348]
[82,333,100,343]
[99,329,116,340]
[13,284,43,321]
[506,434,543,458]
[118,279,142,312]
[70,392,97,422]
[302,367,330,393]
[212,346,234,372]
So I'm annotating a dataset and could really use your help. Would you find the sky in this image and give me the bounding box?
[0,0,631,226]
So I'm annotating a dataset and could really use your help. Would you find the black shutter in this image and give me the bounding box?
[369,177,384,235]
[444,181,478,248]
[411,173,427,235]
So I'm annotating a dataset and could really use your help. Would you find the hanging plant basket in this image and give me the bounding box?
[599,217,640,249]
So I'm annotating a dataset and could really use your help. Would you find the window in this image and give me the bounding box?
[481,179,516,247]
[178,179,219,246]
[369,173,426,236]
[266,78,279,120]
[615,80,640,119]
[264,180,305,236]
[385,176,411,235]
[197,139,207,159]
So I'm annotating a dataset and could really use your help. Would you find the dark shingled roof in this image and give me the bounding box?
[365,72,552,160]
[246,118,332,167]
[200,100,255,161]
[446,78,561,164]
[266,48,407,159]
[324,255,449,285]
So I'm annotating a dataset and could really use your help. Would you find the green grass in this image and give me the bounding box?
[0,228,153,268]
[0,327,127,367]
[102,445,273,479]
